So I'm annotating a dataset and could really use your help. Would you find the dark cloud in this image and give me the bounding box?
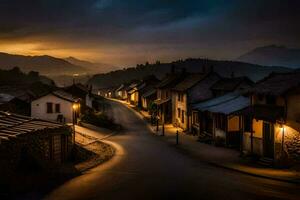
[0,0,299,64]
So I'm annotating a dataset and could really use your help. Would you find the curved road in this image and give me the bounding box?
[46,100,300,200]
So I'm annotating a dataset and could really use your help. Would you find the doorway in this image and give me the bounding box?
[263,122,274,158]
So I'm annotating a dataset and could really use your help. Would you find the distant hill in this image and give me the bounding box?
[64,57,116,74]
[237,45,300,68]
[87,58,291,89]
[0,67,56,97]
[0,52,86,75]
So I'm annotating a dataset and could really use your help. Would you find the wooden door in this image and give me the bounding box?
[263,122,274,158]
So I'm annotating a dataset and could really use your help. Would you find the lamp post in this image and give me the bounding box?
[280,123,285,154]
[72,103,78,144]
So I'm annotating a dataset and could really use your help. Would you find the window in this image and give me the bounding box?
[55,104,61,113]
[46,102,53,113]
[178,108,181,118]
[181,110,185,123]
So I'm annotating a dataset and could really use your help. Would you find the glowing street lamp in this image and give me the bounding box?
[72,103,79,143]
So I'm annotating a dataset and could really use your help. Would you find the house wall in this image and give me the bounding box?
[0,127,73,176]
[286,94,300,130]
[86,95,93,108]
[172,92,188,130]
[31,94,74,123]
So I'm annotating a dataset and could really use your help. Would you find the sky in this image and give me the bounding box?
[0,0,299,66]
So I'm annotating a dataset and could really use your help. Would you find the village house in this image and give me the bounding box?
[239,72,300,165]
[31,90,80,123]
[64,83,94,109]
[141,88,157,111]
[0,93,30,116]
[114,84,126,99]
[192,92,250,149]
[126,81,140,104]
[172,72,221,132]
[192,77,254,145]
[154,72,185,124]
[0,112,73,174]
[136,76,160,109]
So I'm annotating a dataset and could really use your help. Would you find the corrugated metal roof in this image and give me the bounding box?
[0,112,67,141]
[193,92,250,115]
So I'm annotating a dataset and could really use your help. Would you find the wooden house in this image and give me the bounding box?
[171,72,220,131]
[31,90,80,123]
[193,92,250,148]
[127,82,139,105]
[0,112,73,173]
[239,72,300,164]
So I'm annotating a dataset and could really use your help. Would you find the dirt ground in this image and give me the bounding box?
[75,132,115,171]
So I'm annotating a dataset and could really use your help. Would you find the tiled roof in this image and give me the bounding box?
[211,77,253,91]
[142,88,156,98]
[250,72,300,95]
[34,90,79,103]
[172,73,208,92]
[156,73,183,89]
[52,90,79,102]
[0,112,66,142]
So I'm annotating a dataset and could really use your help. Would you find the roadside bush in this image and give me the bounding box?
[81,112,121,130]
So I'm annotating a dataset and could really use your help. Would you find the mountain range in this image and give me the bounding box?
[237,45,300,68]
[0,52,115,75]
[88,58,291,89]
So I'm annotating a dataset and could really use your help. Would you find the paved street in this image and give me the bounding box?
[46,100,300,200]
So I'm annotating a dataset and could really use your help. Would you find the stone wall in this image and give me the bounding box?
[0,127,73,175]
[284,127,300,163]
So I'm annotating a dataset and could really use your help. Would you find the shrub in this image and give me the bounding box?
[81,112,120,130]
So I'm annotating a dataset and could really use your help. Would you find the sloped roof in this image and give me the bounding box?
[0,112,67,142]
[0,93,14,104]
[156,73,183,89]
[211,77,253,91]
[142,88,156,98]
[34,90,79,103]
[193,92,250,115]
[172,73,208,92]
[250,72,300,95]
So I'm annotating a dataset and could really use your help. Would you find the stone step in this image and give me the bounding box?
[258,157,274,167]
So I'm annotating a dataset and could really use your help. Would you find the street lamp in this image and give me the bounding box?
[72,103,79,144]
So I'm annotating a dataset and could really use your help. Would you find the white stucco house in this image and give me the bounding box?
[31,90,80,123]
